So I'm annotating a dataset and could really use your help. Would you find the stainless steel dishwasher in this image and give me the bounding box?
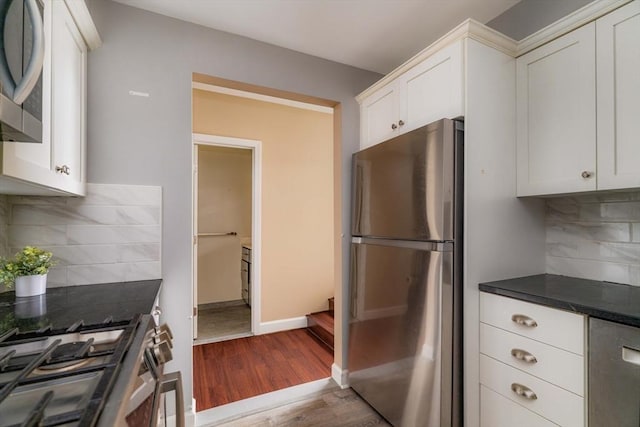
[589,318,640,426]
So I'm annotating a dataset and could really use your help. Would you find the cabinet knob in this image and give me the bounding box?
[55,165,71,175]
[391,123,398,130]
[511,314,538,328]
[398,120,405,126]
[511,348,537,364]
[581,171,594,179]
[511,383,537,400]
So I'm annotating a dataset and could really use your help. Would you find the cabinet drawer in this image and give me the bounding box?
[481,385,558,427]
[480,355,583,427]
[480,292,584,355]
[480,323,584,395]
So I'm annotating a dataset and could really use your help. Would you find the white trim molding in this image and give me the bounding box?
[331,363,349,389]
[356,18,517,103]
[258,316,308,335]
[191,133,263,338]
[64,0,102,50]
[192,82,334,114]
[516,0,633,56]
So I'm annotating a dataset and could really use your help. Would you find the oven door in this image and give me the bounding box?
[125,353,184,427]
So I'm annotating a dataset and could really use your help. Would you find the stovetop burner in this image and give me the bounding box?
[0,315,142,427]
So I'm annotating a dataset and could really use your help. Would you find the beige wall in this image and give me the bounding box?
[193,90,335,322]
[197,146,252,304]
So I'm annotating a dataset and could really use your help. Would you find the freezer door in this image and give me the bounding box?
[348,238,457,427]
[352,118,460,241]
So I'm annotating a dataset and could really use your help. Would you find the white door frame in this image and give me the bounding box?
[191,133,263,338]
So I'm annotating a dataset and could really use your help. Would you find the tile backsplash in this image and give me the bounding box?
[0,195,8,258]
[546,191,640,286]
[6,184,162,287]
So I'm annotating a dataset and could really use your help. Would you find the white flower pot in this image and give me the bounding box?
[15,274,47,298]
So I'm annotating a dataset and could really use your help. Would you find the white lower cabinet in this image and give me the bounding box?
[479,292,586,427]
[481,385,558,427]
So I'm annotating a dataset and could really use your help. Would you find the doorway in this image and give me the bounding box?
[192,135,262,345]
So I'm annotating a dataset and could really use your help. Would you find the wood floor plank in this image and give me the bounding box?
[193,328,333,411]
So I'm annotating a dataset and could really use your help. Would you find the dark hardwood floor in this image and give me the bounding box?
[193,328,333,411]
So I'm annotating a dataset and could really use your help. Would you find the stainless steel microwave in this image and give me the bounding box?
[0,0,44,143]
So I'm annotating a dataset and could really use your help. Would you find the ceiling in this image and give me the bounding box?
[111,0,520,74]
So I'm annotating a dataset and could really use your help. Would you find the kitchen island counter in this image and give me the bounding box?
[0,279,162,333]
[480,274,640,327]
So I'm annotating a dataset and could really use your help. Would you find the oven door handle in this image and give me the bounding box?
[151,371,184,427]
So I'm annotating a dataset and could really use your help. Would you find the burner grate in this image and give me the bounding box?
[0,315,141,427]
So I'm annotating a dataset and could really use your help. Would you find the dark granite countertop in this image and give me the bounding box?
[479,274,640,327]
[0,279,162,334]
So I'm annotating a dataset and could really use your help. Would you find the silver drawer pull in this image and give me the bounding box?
[511,314,538,328]
[511,383,537,400]
[511,348,537,364]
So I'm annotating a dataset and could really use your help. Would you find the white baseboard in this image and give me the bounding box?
[258,316,308,334]
[195,378,337,426]
[331,363,349,389]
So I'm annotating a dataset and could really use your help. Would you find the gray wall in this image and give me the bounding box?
[85,0,381,412]
[487,0,594,40]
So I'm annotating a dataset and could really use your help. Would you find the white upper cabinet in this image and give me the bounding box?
[596,1,640,190]
[517,0,640,196]
[0,0,97,196]
[400,41,464,134]
[51,0,87,193]
[516,23,597,196]
[360,82,400,149]
[359,40,464,149]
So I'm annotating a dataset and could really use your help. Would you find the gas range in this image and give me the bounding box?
[0,313,179,426]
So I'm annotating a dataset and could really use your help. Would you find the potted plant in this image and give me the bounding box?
[0,246,56,297]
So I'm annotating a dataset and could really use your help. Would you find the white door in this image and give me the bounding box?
[596,1,640,190]
[192,146,199,340]
[516,23,597,196]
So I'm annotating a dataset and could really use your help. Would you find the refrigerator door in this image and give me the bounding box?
[352,119,459,241]
[348,237,456,427]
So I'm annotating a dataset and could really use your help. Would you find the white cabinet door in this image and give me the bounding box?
[50,0,86,194]
[516,23,597,196]
[400,40,464,133]
[360,82,400,149]
[596,1,640,190]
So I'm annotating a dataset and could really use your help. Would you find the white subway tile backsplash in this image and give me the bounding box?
[8,225,67,247]
[67,264,129,286]
[67,225,161,244]
[545,191,640,286]
[124,262,161,281]
[6,184,162,287]
[632,223,640,243]
[118,244,161,263]
[546,255,630,284]
[0,196,8,257]
[11,205,160,226]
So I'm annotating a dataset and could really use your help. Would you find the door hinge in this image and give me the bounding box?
[193,235,197,245]
[193,306,198,317]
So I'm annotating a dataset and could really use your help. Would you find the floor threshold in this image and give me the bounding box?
[195,378,337,426]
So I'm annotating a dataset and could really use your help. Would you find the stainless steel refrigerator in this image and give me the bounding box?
[348,118,463,427]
